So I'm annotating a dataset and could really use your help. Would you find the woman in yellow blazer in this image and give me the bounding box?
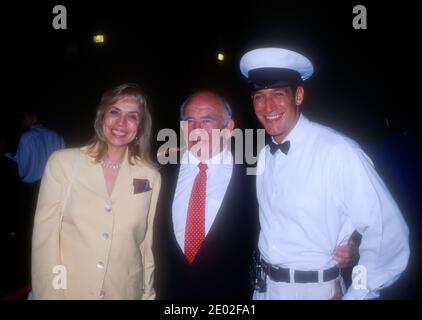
[31,83,161,299]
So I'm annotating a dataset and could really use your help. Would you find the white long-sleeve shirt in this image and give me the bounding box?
[256,114,409,299]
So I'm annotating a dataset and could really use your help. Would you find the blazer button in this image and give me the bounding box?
[99,291,106,299]
[105,205,112,213]
[101,233,109,240]
[96,261,105,269]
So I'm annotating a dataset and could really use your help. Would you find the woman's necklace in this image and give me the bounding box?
[100,159,122,170]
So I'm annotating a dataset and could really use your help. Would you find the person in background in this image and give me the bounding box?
[12,109,65,184]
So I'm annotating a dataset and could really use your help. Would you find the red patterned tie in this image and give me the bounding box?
[184,162,208,264]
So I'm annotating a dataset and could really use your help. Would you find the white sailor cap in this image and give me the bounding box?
[239,48,314,90]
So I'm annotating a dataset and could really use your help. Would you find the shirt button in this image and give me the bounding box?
[101,233,109,240]
[96,261,105,269]
[99,291,105,299]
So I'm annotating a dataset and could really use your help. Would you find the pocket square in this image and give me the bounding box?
[133,178,152,194]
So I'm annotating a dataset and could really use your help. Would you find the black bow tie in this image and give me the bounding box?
[269,140,290,155]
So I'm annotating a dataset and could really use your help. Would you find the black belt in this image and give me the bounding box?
[261,259,339,284]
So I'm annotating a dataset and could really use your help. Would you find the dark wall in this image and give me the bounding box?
[2,1,419,150]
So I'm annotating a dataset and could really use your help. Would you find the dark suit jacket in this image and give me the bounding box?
[153,161,259,300]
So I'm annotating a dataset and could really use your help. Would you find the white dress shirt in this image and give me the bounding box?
[256,114,409,299]
[172,148,233,252]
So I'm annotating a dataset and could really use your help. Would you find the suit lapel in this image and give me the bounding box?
[203,159,238,241]
[78,148,109,202]
[160,164,184,256]
[78,147,133,203]
[110,148,133,202]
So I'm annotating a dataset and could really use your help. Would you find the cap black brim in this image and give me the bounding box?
[248,67,302,91]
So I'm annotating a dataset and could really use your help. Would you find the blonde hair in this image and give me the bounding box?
[86,83,154,167]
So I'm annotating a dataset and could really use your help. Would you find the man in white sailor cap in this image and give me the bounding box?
[240,47,410,299]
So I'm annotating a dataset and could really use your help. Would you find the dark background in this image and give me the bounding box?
[2,1,419,145]
[0,0,420,299]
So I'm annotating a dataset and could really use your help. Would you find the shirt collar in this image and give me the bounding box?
[271,113,310,148]
[182,147,233,167]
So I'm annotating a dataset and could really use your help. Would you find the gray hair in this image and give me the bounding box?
[179,92,233,126]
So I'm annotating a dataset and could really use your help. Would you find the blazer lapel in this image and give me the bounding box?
[77,148,109,202]
[110,148,133,202]
[168,164,183,254]
[159,163,184,256]
[203,158,237,241]
[77,147,133,203]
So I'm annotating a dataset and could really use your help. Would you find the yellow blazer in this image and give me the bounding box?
[31,146,161,300]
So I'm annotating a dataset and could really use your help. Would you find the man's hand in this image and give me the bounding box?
[329,279,343,300]
[333,240,358,268]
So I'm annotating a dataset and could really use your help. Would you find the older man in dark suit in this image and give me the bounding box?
[153,91,259,299]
